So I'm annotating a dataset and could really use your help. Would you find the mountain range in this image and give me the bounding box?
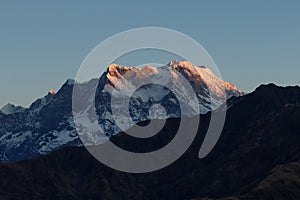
[0,60,243,161]
[1,60,300,199]
[0,83,299,199]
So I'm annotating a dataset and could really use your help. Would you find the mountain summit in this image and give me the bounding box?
[100,60,243,113]
[105,60,242,100]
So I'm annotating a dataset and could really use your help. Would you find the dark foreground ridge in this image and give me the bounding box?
[1,83,300,199]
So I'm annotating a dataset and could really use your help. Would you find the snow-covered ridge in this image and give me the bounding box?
[74,60,244,141]
[105,60,243,98]
[0,60,243,162]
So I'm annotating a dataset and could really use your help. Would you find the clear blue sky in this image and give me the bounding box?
[0,1,299,107]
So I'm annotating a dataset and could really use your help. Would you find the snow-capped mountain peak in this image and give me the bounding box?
[104,60,243,99]
[0,60,243,162]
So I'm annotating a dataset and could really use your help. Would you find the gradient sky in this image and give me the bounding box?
[0,1,299,108]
